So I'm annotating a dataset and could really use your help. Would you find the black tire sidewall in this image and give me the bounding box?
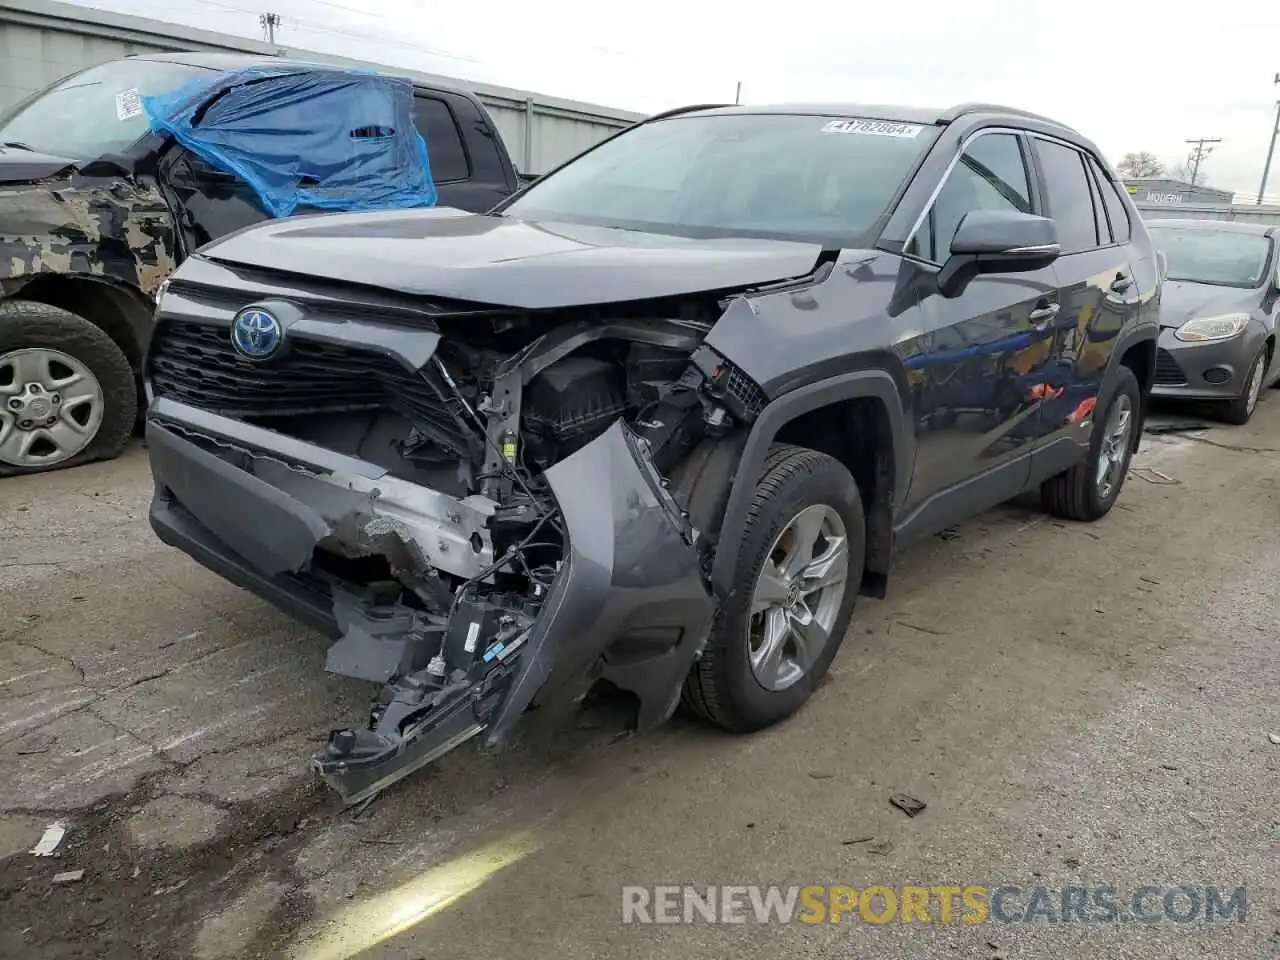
[708,451,866,729]
[0,301,137,475]
[1226,346,1266,424]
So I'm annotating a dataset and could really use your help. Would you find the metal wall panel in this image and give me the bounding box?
[0,0,644,172]
[1135,202,1280,226]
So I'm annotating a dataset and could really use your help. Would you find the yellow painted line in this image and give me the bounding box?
[291,831,540,960]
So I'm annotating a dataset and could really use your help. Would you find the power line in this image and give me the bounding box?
[284,19,479,64]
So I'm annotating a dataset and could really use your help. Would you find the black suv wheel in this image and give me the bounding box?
[682,444,865,732]
[1041,365,1141,521]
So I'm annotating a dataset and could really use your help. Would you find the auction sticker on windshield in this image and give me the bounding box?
[822,118,923,138]
[115,88,143,121]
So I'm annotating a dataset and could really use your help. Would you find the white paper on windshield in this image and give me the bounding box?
[115,88,143,121]
[822,118,923,138]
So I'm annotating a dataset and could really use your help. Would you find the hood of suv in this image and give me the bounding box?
[196,207,826,310]
[1159,279,1261,329]
[0,146,76,185]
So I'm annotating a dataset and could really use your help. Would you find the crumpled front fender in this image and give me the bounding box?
[487,420,716,742]
[0,177,178,297]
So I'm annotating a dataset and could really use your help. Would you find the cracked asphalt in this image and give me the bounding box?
[2,403,1279,960]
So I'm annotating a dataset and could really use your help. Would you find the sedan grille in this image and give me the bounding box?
[1154,348,1187,386]
[147,320,478,458]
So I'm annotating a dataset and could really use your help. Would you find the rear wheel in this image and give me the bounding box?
[1041,365,1140,522]
[682,444,865,732]
[1222,345,1266,425]
[0,300,136,477]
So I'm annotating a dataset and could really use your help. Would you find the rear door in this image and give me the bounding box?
[1026,136,1141,466]
[412,90,513,212]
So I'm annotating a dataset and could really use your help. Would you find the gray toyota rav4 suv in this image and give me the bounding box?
[144,102,1160,803]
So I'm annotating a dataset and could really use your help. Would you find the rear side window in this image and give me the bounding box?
[1033,138,1101,254]
[907,131,1032,262]
[1089,157,1131,243]
[414,96,469,182]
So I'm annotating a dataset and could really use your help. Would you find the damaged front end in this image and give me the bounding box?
[144,260,766,803]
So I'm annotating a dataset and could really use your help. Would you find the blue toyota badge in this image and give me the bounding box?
[230,306,284,360]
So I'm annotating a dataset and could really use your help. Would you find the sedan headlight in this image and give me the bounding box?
[1173,313,1250,343]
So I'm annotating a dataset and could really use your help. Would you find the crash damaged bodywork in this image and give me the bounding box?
[0,175,178,300]
[142,220,815,802]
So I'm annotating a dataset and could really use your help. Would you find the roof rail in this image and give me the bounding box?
[939,102,1074,130]
[642,103,734,123]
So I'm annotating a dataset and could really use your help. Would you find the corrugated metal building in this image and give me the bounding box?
[1133,200,1280,225]
[1122,177,1234,208]
[0,0,646,174]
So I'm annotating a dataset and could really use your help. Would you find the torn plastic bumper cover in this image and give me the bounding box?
[147,404,714,804]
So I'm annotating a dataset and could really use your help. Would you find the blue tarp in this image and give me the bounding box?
[143,65,437,218]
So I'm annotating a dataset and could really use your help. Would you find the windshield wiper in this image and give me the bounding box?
[0,141,35,152]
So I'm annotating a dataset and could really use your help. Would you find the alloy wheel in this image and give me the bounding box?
[747,504,850,691]
[1095,393,1133,500]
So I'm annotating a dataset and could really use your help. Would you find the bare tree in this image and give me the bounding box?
[1116,151,1165,179]
[1167,158,1193,181]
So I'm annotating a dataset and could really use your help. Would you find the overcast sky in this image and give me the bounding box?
[75,0,1280,198]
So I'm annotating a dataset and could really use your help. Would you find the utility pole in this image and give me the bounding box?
[734,81,742,105]
[1184,136,1222,186]
[259,12,280,44]
[1257,72,1280,205]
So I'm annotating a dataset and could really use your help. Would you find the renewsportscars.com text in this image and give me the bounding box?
[621,884,1248,925]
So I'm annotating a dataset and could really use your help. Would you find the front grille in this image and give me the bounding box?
[1154,347,1187,386]
[148,320,477,458]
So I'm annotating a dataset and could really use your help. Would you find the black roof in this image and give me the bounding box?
[127,51,467,96]
[1146,218,1277,238]
[669,101,1073,132]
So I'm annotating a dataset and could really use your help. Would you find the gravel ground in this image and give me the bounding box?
[1,405,1277,960]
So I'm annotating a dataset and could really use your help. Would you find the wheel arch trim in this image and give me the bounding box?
[710,368,910,597]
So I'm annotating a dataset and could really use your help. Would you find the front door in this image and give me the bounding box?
[1027,137,1140,465]
[899,129,1059,532]
[159,147,270,255]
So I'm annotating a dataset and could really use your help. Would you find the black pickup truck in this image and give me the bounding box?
[0,52,522,476]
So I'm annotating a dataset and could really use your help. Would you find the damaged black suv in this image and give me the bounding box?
[144,102,1159,803]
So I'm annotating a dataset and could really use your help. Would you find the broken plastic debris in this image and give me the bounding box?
[30,821,67,857]
[52,869,84,884]
[1130,467,1178,485]
[889,794,927,817]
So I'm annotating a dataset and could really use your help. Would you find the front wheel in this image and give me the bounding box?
[1222,345,1267,425]
[1041,365,1141,522]
[0,300,137,477]
[682,444,865,732]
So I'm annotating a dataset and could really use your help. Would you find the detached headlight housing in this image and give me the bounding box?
[1173,313,1250,343]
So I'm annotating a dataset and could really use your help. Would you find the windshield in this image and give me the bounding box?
[0,58,214,160]
[502,113,939,244]
[1149,225,1274,289]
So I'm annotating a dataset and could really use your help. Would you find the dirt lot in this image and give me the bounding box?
[2,406,1279,960]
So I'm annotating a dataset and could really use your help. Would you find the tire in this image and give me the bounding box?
[0,299,136,478]
[1041,365,1140,522]
[682,443,866,732]
[1222,345,1267,425]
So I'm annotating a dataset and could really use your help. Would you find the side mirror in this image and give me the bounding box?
[1272,255,1280,292]
[937,209,1061,298]
[185,152,239,184]
[1157,249,1169,284]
